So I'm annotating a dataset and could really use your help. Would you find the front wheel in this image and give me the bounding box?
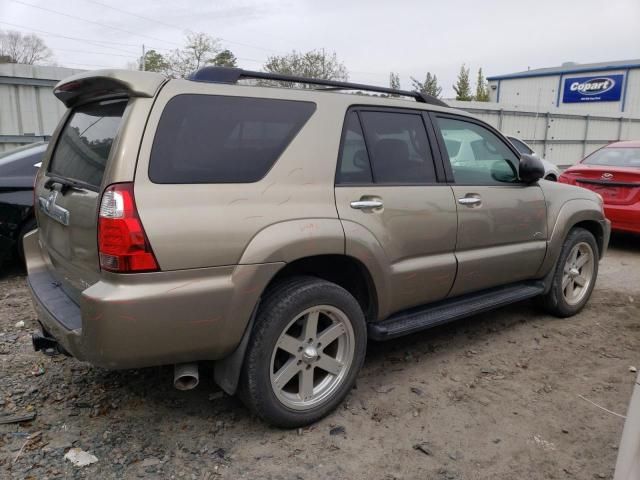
[239,277,367,428]
[539,227,599,317]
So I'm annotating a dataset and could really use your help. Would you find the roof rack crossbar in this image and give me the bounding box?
[188,66,448,107]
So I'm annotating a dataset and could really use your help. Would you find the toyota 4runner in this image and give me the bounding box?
[25,67,610,427]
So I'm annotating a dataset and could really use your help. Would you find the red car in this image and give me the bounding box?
[559,141,640,234]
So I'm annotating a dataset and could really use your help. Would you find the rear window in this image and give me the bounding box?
[49,99,127,188]
[508,137,533,155]
[583,147,640,168]
[149,95,316,184]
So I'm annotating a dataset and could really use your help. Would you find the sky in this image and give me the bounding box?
[1,0,639,97]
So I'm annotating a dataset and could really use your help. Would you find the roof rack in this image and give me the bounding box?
[187,66,448,108]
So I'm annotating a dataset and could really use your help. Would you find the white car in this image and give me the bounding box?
[507,136,561,181]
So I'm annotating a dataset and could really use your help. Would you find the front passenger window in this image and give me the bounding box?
[436,117,519,185]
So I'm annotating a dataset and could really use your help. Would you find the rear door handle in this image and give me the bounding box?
[350,199,383,210]
[457,196,482,206]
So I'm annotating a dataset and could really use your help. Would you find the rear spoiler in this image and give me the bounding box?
[54,69,168,108]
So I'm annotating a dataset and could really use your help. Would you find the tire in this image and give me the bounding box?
[17,217,37,264]
[238,276,367,428]
[544,174,557,182]
[539,227,599,317]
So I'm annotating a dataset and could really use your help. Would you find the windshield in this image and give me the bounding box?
[583,147,640,168]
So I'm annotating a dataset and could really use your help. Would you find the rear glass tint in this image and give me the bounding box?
[49,99,127,188]
[359,111,436,184]
[583,147,640,168]
[336,112,373,184]
[149,95,316,184]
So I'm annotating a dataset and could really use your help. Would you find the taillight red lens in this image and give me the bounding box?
[98,183,158,273]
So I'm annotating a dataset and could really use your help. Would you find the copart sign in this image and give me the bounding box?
[562,74,624,103]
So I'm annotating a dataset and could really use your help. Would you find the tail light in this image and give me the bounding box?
[98,183,159,273]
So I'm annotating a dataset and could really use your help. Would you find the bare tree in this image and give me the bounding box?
[0,30,52,65]
[167,32,221,78]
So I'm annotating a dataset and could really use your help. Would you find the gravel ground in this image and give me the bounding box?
[1,233,638,480]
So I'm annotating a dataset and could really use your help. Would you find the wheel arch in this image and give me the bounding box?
[215,253,379,396]
[537,198,609,279]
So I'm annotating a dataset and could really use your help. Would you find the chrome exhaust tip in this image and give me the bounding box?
[174,362,199,391]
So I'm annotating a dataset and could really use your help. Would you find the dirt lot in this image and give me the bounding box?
[1,234,638,480]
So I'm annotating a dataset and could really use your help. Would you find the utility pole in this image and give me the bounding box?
[141,44,146,71]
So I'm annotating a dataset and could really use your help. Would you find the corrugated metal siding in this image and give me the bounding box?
[450,100,640,166]
[489,67,640,116]
[0,63,83,152]
[490,76,560,110]
[624,69,640,116]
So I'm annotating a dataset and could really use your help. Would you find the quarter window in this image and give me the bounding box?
[149,95,315,184]
[437,117,519,185]
[336,112,373,184]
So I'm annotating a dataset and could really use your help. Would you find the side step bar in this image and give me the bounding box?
[369,282,545,341]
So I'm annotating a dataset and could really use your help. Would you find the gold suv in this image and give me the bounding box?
[25,67,610,427]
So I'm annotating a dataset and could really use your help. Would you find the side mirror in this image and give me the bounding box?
[519,153,545,183]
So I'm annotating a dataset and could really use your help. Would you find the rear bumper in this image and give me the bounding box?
[24,229,283,369]
[605,204,640,234]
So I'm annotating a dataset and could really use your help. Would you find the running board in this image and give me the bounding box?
[369,282,545,341]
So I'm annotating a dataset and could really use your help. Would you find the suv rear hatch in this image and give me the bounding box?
[33,70,166,304]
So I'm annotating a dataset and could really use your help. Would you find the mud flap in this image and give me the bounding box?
[213,301,260,395]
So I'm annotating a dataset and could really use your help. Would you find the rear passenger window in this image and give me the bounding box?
[149,95,315,183]
[336,112,373,184]
[359,111,436,184]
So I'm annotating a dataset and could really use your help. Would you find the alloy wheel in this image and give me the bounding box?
[561,241,595,306]
[270,305,355,411]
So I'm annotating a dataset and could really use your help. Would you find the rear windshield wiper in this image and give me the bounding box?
[44,176,91,194]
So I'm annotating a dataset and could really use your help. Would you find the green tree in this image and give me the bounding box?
[453,64,472,101]
[263,49,348,88]
[389,72,400,89]
[209,49,237,67]
[474,67,489,101]
[410,72,442,98]
[141,49,169,73]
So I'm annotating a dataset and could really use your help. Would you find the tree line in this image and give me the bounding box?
[0,29,490,101]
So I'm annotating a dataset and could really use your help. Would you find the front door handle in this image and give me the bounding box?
[350,199,383,210]
[457,196,482,206]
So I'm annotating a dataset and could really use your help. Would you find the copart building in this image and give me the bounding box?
[456,59,640,165]
[487,59,640,115]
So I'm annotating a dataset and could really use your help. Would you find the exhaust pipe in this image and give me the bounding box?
[174,363,199,391]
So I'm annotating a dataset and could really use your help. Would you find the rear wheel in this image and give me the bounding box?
[539,227,598,317]
[239,277,366,428]
[544,174,557,181]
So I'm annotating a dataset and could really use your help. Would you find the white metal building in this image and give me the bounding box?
[0,63,83,152]
[487,59,640,116]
